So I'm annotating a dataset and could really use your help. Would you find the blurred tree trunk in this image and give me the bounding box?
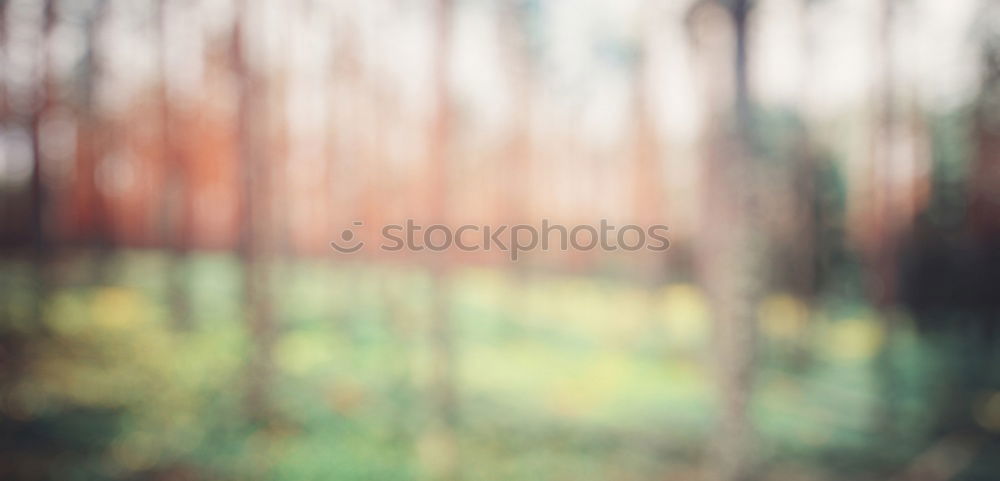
[233,3,276,426]
[958,0,1000,432]
[631,6,665,286]
[157,0,191,330]
[27,0,56,267]
[688,1,761,480]
[0,5,58,475]
[84,0,114,284]
[499,0,533,227]
[786,0,819,368]
[26,4,56,393]
[1,0,56,432]
[28,0,55,262]
[969,4,1000,243]
[867,0,903,441]
[422,0,459,479]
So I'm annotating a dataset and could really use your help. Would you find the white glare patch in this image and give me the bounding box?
[0,127,35,189]
[39,110,78,184]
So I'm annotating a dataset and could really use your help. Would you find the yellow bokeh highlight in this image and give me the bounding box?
[91,287,146,329]
[758,293,808,341]
[657,284,710,348]
[819,318,885,362]
[275,331,336,376]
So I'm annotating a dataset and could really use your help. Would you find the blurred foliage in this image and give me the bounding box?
[3,251,998,480]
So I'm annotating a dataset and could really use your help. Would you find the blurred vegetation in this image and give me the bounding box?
[2,249,998,481]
